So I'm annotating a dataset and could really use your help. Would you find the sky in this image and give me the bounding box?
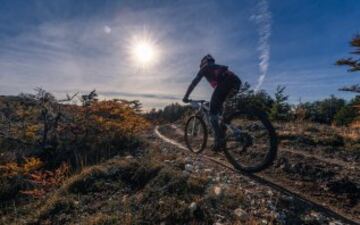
[0,0,359,109]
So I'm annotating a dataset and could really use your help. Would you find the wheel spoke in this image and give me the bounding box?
[223,110,277,172]
[185,116,207,153]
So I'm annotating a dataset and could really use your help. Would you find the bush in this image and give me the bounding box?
[334,105,358,126]
[0,90,150,170]
[269,86,291,121]
[146,103,191,123]
[300,96,346,124]
[0,90,151,203]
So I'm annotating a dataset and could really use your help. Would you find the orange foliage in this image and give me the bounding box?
[0,157,43,177]
[87,100,150,135]
[20,162,70,198]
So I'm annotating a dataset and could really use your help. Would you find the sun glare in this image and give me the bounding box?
[134,42,154,63]
[131,40,158,66]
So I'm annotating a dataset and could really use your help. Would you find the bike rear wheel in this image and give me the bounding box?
[223,108,277,172]
[184,115,208,153]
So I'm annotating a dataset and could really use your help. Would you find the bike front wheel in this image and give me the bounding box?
[223,108,277,173]
[184,115,208,153]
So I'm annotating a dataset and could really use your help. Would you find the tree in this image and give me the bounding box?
[269,86,291,121]
[336,34,360,72]
[301,96,346,124]
[337,35,360,93]
[334,105,357,126]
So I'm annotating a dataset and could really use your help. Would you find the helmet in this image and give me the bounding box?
[200,54,215,69]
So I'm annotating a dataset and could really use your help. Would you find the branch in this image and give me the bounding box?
[58,92,79,103]
[350,35,360,48]
[339,84,360,93]
[336,58,360,72]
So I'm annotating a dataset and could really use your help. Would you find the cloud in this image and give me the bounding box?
[0,0,259,108]
[251,0,272,91]
[104,25,112,34]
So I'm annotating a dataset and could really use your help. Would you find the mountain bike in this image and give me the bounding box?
[184,98,277,173]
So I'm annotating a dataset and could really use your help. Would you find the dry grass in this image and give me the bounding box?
[81,213,121,225]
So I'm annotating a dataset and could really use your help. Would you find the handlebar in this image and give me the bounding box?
[186,99,209,109]
[187,99,208,104]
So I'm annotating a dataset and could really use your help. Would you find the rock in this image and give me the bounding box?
[213,223,224,225]
[261,219,268,224]
[214,186,222,196]
[189,202,197,215]
[164,160,171,163]
[204,168,214,173]
[125,155,133,160]
[185,164,193,172]
[234,208,248,221]
[310,211,326,223]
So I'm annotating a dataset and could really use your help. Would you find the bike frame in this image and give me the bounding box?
[189,100,241,139]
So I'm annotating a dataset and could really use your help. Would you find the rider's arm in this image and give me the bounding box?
[183,71,203,101]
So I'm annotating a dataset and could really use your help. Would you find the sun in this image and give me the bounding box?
[131,39,158,66]
[133,41,155,63]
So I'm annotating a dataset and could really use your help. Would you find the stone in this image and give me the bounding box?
[125,155,133,159]
[185,164,193,172]
[234,208,248,221]
[214,186,222,196]
[189,202,197,215]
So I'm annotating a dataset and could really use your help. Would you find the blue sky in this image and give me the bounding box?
[0,0,359,109]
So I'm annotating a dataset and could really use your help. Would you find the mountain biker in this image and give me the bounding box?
[183,54,241,151]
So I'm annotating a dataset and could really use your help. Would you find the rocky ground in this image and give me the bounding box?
[0,123,359,225]
[157,122,360,225]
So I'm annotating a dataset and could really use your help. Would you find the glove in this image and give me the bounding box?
[182,97,190,103]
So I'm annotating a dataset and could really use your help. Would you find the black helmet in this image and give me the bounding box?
[200,54,215,69]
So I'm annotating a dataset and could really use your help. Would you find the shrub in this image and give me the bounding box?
[0,90,150,170]
[269,86,291,121]
[334,105,358,126]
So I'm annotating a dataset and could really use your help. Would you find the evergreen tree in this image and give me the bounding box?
[269,86,291,121]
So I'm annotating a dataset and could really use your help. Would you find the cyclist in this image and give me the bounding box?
[183,54,241,151]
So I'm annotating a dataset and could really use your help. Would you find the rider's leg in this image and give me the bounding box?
[210,76,241,151]
[210,85,229,150]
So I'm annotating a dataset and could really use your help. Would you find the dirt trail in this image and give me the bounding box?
[169,124,359,170]
[155,125,360,225]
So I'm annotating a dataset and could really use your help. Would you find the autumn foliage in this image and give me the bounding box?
[0,89,150,200]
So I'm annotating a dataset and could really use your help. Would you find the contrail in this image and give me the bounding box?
[251,0,272,91]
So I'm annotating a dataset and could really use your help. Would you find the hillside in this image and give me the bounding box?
[0,93,359,225]
[1,126,359,225]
